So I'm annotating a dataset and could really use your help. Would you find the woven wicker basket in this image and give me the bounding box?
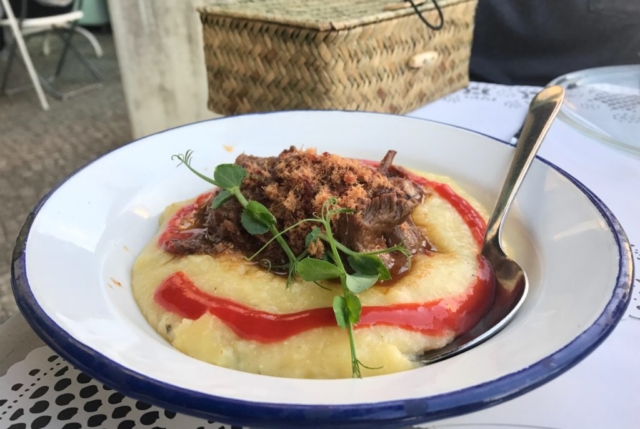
[198,0,477,115]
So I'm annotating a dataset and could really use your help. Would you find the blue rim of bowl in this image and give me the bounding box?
[11,111,634,429]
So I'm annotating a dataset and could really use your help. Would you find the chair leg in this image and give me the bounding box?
[42,31,52,56]
[53,24,77,78]
[53,27,103,81]
[0,39,18,94]
[0,0,50,110]
[43,26,102,59]
[3,32,62,99]
[71,26,103,58]
[27,27,104,100]
[15,38,50,110]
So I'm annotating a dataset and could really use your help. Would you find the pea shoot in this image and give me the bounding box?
[173,151,411,378]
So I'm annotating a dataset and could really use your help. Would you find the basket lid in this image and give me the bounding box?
[198,0,467,31]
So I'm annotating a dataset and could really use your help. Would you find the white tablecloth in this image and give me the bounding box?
[410,82,640,429]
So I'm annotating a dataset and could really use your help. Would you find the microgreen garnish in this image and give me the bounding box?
[173,151,411,378]
[173,152,300,286]
[212,189,234,209]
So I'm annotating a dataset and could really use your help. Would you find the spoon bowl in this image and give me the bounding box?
[420,85,565,364]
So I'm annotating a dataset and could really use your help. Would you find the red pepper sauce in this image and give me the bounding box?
[155,255,493,343]
[153,163,495,341]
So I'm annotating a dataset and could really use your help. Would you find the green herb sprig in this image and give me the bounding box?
[173,151,410,377]
[173,151,300,286]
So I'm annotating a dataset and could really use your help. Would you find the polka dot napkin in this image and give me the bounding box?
[0,347,244,429]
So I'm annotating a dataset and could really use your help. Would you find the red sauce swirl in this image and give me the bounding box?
[155,255,494,343]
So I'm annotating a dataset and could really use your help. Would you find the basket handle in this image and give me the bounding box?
[383,0,444,30]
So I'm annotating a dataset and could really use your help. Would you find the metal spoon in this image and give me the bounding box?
[419,85,565,365]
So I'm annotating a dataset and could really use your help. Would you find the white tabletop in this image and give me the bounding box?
[1,82,638,429]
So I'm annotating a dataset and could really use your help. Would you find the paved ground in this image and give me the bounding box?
[0,31,131,323]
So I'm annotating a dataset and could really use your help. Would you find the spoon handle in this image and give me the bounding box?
[484,85,565,249]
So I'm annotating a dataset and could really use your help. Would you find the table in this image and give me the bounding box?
[1,82,638,429]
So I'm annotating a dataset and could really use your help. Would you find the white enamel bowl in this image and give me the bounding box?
[11,111,633,429]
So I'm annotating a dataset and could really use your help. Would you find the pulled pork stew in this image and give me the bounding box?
[163,147,432,279]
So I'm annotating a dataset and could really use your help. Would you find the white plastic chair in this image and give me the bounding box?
[43,24,103,58]
[0,0,103,110]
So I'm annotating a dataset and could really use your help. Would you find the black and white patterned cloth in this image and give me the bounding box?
[0,347,243,429]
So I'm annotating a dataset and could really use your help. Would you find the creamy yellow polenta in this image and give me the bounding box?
[131,171,488,379]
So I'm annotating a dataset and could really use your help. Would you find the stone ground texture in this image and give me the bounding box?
[0,32,131,323]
